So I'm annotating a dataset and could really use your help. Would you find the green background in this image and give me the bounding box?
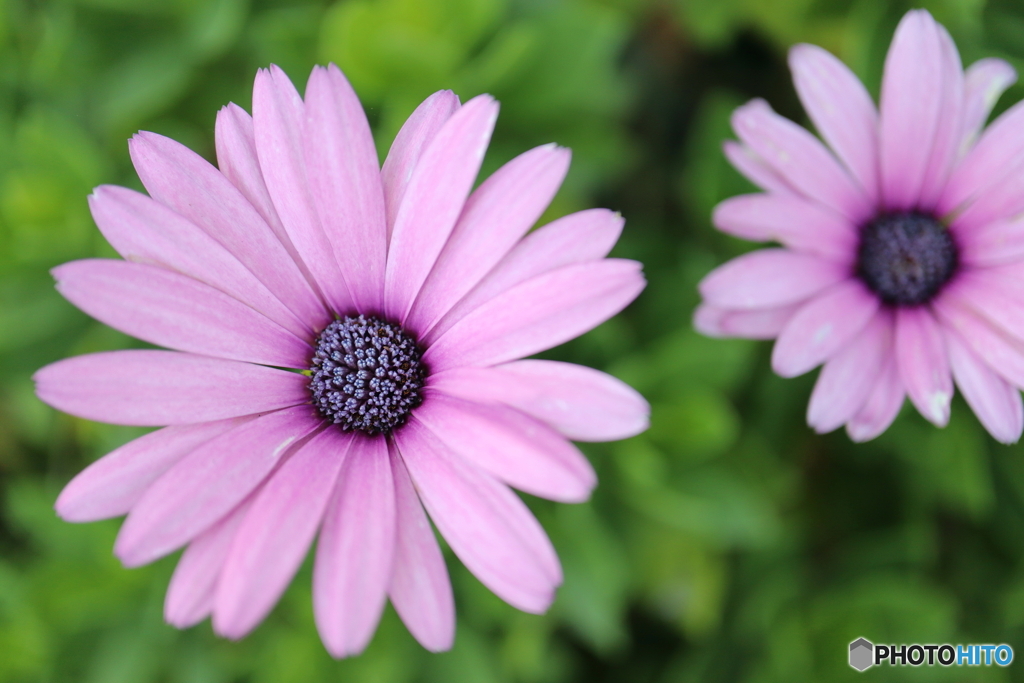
[2,0,1024,680]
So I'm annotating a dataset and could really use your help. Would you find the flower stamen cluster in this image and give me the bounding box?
[309,315,426,435]
[857,211,958,306]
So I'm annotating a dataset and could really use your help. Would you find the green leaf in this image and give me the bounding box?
[551,503,629,653]
[888,411,994,519]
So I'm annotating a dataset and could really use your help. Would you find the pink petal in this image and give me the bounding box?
[692,303,798,339]
[304,65,387,314]
[407,144,571,334]
[114,406,320,567]
[427,208,624,343]
[956,214,1024,267]
[944,271,1024,344]
[429,360,649,442]
[731,99,869,221]
[89,185,309,338]
[946,328,1024,444]
[129,130,329,331]
[895,306,953,426]
[950,164,1024,232]
[387,446,455,652]
[934,295,1024,389]
[313,436,395,658]
[771,279,879,378]
[384,95,499,323]
[960,58,1017,153]
[215,103,309,276]
[56,418,249,523]
[381,91,461,242]
[712,194,857,261]
[918,23,966,209]
[251,65,353,314]
[722,141,797,195]
[425,259,645,372]
[807,310,892,433]
[846,357,905,442]
[213,427,349,640]
[165,490,259,628]
[788,43,879,201]
[879,10,945,210]
[941,99,1024,215]
[395,418,561,613]
[698,249,849,310]
[34,351,310,426]
[53,260,310,368]
[412,393,596,502]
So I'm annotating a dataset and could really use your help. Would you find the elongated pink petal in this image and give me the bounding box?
[771,280,879,377]
[53,260,310,368]
[712,194,857,261]
[129,130,329,331]
[698,249,849,310]
[427,208,624,343]
[313,436,395,658]
[305,65,387,313]
[957,214,1024,267]
[34,351,309,426]
[895,306,953,426]
[425,260,644,372]
[960,58,1017,153]
[951,163,1024,232]
[252,65,352,314]
[941,99,1024,215]
[693,303,798,339]
[215,103,309,275]
[934,296,1024,389]
[408,144,571,334]
[879,10,944,210]
[114,406,320,567]
[385,96,499,323]
[165,490,260,628]
[395,418,561,613]
[846,357,905,442]
[807,311,892,433]
[957,203,1019,258]
[952,262,1024,310]
[387,446,454,653]
[945,272,1024,344]
[381,91,461,241]
[213,427,348,639]
[413,393,596,502]
[788,43,879,201]
[946,329,1024,444]
[722,141,797,195]
[90,185,309,338]
[56,418,250,523]
[731,99,869,221]
[919,24,966,209]
[430,360,649,442]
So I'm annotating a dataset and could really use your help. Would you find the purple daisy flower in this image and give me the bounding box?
[695,9,1024,444]
[34,64,648,656]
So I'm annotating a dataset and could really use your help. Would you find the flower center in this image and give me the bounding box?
[308,315,426,435]
[856,211,958,306]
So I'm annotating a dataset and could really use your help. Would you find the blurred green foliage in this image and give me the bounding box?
[3,0,1024,681]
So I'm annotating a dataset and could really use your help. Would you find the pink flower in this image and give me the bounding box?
[34,65,648,656]
[695,10,1024,444]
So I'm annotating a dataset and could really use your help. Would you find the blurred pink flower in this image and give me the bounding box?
[35,65,648,656]
[696,9,1024,443]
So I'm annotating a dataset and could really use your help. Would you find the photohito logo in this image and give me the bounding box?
[849,638,1013,671]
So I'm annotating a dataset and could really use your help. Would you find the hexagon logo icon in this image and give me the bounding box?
[849,638,874,671]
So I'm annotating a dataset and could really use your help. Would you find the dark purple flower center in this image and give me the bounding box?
[308,315,426,435]
[856,211,958,306]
